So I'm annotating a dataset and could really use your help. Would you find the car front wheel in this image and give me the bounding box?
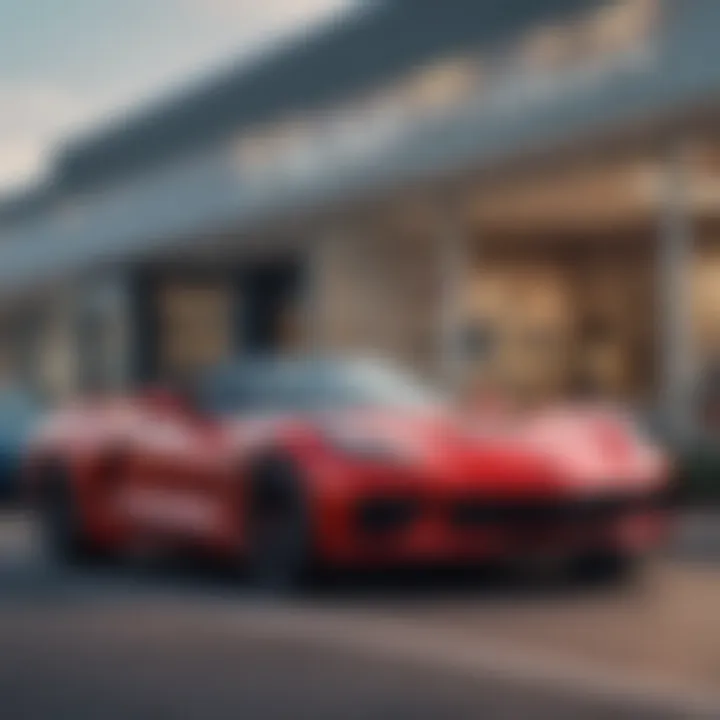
[571,550,642,586]
[246,455,316,593]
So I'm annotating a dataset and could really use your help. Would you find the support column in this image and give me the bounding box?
[303,228,359,356]
[303,232,331,355]
[658,142,695,441]
[438,212,472,390]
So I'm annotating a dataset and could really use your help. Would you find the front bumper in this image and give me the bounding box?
[318,488,672,567]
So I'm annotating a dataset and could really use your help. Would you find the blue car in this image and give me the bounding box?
[0,390,42,501]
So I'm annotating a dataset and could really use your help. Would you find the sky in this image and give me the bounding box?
[0,0,356,194]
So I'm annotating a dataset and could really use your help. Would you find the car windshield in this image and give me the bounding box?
[201,359,444,415]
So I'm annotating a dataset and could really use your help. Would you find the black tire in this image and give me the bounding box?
[37,463,95,565]
[571,551,640,587]
[246,455,316,593]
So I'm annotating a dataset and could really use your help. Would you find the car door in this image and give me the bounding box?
[117,397,228,548]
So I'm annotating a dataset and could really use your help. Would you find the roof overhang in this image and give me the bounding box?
[1,1,719,297]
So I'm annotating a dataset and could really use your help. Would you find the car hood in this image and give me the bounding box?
[457,408,668,494]
[229,405,668,496]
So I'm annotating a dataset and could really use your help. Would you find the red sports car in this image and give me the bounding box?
[26,358,672,588]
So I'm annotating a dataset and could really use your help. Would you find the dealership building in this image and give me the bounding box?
[1,0,720,432]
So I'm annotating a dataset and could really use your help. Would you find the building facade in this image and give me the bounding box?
[0,0,718,434]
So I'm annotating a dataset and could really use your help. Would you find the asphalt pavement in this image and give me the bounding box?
[1,510,719,719]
